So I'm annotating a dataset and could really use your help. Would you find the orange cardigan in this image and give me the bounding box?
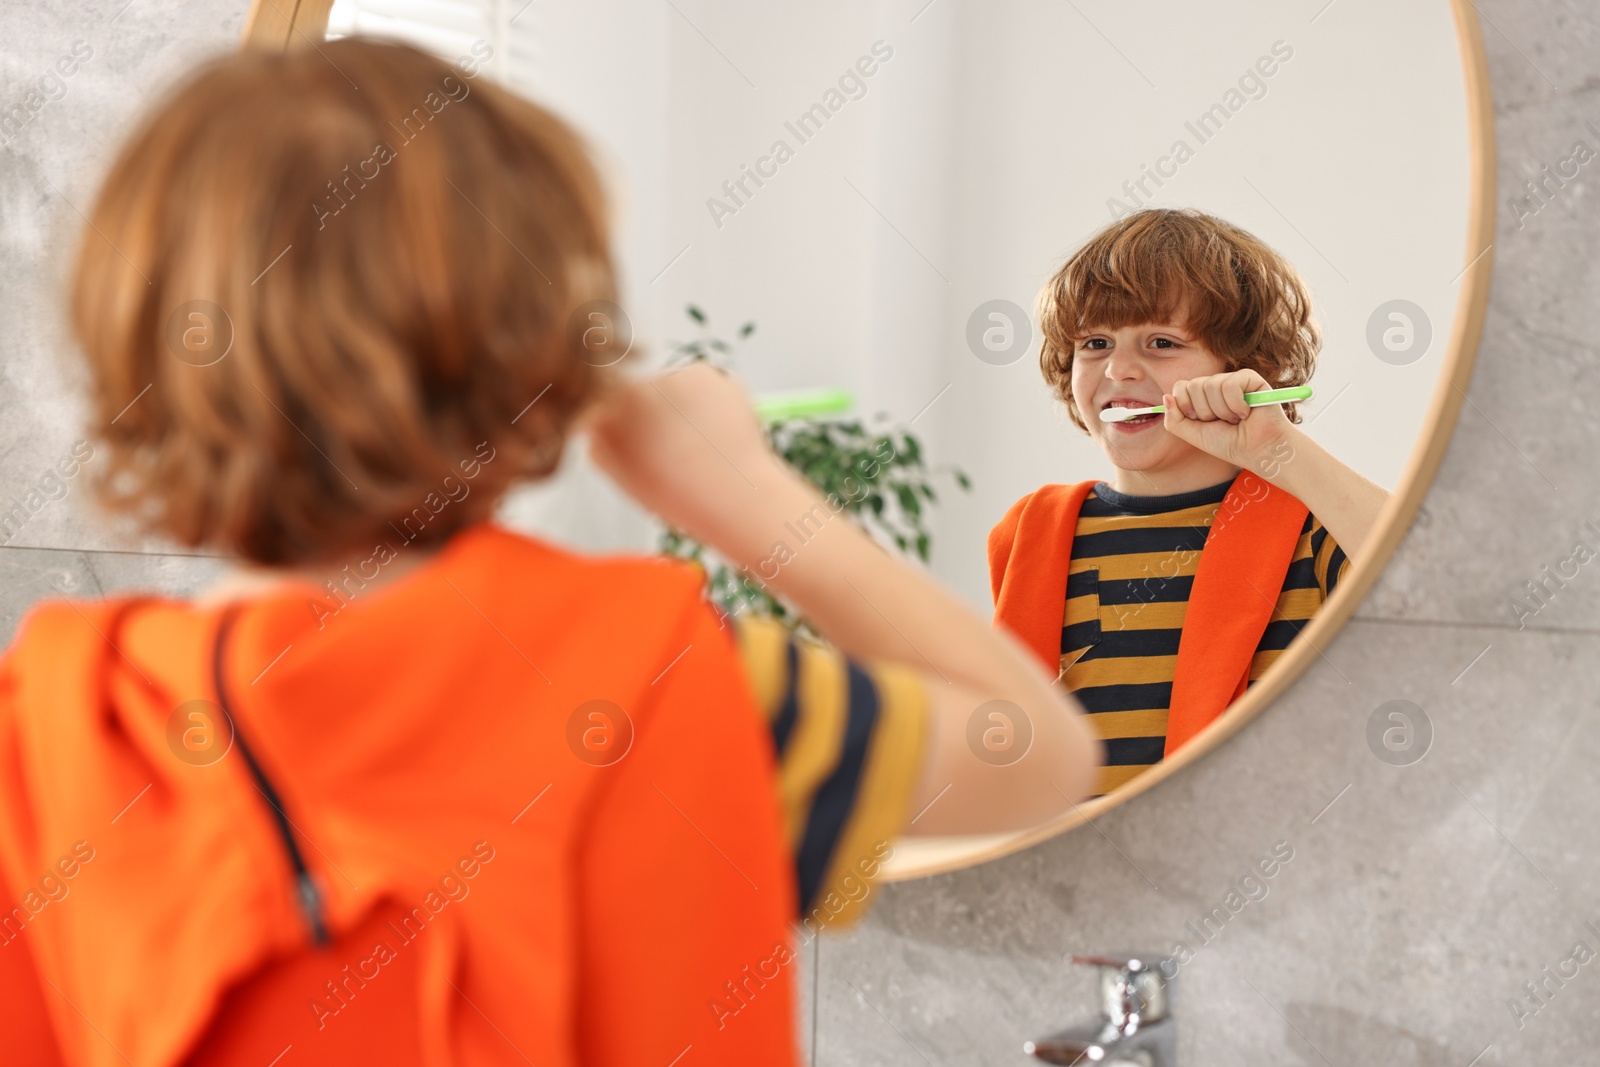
[987,472,1309,755]
[0,524,800,1067]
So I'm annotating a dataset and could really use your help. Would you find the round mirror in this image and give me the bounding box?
[240,0,1493,879]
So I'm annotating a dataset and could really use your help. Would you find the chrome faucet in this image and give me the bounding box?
[1024,953,1176,1066]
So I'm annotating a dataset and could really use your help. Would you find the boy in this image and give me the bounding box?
[0,37,1097,1067]
[989,208,1389,797]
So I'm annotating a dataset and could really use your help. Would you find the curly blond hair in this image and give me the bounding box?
[71,39,616,564]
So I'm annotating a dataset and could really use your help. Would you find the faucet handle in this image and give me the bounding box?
[1069,952,1174,1025]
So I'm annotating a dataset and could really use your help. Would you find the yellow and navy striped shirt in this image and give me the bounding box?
[724,610,928,932]
[1064,478,1349,797]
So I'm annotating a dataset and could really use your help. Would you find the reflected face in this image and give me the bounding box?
[1071,318,1229,476]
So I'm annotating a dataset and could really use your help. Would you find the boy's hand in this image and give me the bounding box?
[581,360,781,530]
[1161,368,1294,473]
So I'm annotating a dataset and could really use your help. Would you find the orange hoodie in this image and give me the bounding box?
[0,523,802,1067]
[987,471,1309,755]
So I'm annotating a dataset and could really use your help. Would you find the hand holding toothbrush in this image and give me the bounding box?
[1108,368,1307,472]
[1106,366,1389,561]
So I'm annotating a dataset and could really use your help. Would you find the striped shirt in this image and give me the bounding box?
[1063,478,1349,797]
[725,610,928,932]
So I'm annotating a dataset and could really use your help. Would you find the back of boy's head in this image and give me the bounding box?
[70,37,616,566]
[1037,208,1319,432]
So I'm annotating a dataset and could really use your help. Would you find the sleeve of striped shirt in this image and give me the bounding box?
[1308,515,1352,599]
[728,611,930,933]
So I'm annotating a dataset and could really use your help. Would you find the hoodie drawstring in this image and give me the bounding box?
[211,606,329,946]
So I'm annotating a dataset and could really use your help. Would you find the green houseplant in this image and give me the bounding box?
[658,305,970,638]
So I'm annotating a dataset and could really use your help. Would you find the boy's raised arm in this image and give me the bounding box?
[581,361,1100,837]
[1162,368,1390,560]
[1251,422,1390,561]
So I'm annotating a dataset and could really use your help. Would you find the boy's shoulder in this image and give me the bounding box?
[6,593,156,662]
[470,522,705,588]
[465,522,717,635]
[0,593,166,738]
[992,480,1100,530]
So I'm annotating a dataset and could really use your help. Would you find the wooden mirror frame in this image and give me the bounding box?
[239,0,1496,881]
[242,0,335,49]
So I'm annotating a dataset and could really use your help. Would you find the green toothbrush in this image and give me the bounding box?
[1098,385,1313,423]
[753,387,853,421]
